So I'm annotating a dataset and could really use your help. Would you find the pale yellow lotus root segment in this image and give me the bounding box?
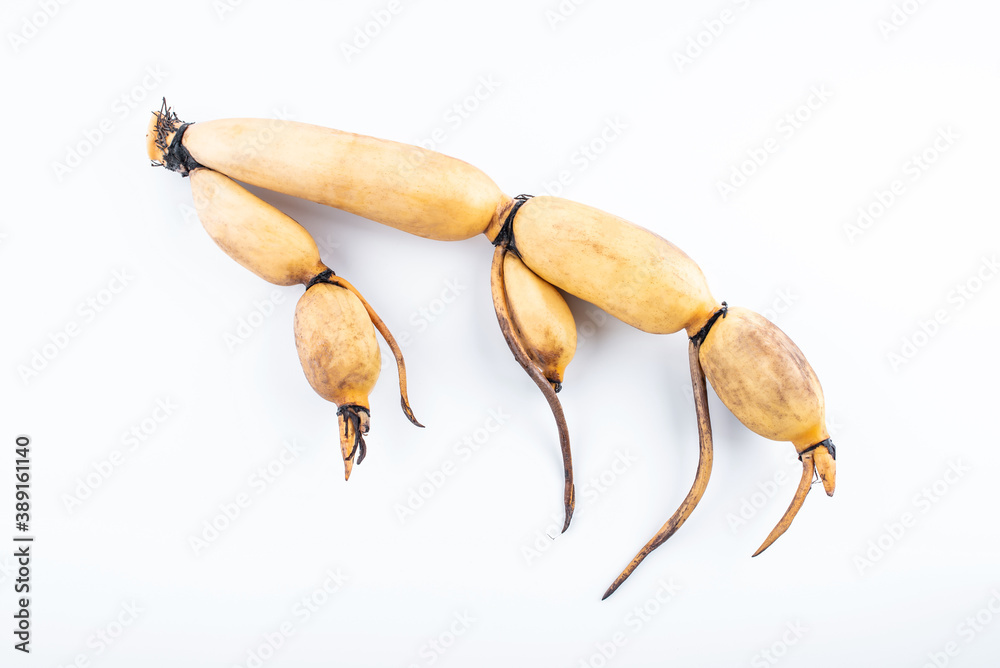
[181,119,510,242]
[699,307,828,446]
[294,282,381,478]
[510,196,719,335]
[189,168,327,286]
[294,283,381,408]
[698,305,836,501]
[502,253,577,386]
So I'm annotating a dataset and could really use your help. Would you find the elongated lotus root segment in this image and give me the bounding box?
[295,282,381,480]
[505,196,719,335]
[146,105,508,241]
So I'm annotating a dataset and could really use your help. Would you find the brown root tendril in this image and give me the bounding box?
[602,339,714,600]
[491,241,575,533]
[752,451,815,557]
[310,271,423,429]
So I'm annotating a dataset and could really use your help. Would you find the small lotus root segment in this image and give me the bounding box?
[698,307,836,552]
[502,252,577,388]
[699,307,829,446]
[189,168,327,286]
[294,282,380,480]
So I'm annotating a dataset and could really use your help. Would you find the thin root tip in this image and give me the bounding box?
[562,484,575,533]
[752,535,780,557]
[602,567,635,601]
[401,398,425,428]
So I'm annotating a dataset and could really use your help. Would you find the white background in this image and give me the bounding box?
[4,1,1000,666]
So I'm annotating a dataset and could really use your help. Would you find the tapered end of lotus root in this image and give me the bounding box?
[813,445,836,496]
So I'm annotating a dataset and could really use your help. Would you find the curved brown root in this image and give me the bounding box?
[602,340,714,600]
[334,276,423,428]
[752,451,814,557]
[491,242,575,533]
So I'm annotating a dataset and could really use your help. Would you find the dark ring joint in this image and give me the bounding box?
[492,194,534,252]
[163,123,204,177]
[307,269,338,290]
[798,438,836,461]
[689,302,728,347]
